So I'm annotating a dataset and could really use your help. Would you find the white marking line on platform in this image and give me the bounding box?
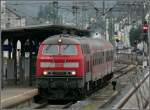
[1,89,37,103]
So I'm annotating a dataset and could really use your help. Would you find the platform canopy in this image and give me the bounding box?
[1,24,90,41]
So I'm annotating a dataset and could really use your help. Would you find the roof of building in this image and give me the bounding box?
[1,24,90,42]
[6,5,24,18]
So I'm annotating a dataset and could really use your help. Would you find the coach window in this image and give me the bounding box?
[105,52,107,61]
[94,54,96,65]
[84,45,86,54]
[101,52,103,64]
[108,51,110,61]
[98,52,100,64]
[111,50,113,60]
[82,44,86,54]
[98,52,99,64]
[110,51,112,61]
[93,55,94,65]
[97,52,99,64]
[86,45,90,53]
[106,51,108,61]
[107,51,109,61]
[95,52,97,65]
[92,54,94,65]
[102,52,104,63]
[93,54,95,65]
[87,61,90,72]
[81,45,84,54]
[94,53,96,65]
[100,52,102,64]
[110,50,112,61]
[85,45,87,53]
[85,45,87,54]
[109,51,111,61]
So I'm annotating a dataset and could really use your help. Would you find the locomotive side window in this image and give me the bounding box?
[43,45,58,55]
[61,45,77,55]
[106,51,107,62]
[102,52,104,63]
[86,45,90,53]
[81,44,90,54]
[81,44,85,54]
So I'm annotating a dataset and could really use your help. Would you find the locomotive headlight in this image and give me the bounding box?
[71,71,76,75]
[58,39,62,43]
[43,71,48,75]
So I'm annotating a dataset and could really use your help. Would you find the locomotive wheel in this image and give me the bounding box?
[33,94,44,104]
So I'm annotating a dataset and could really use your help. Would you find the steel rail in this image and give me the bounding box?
[34,101,48,109]
[115,72,150,109]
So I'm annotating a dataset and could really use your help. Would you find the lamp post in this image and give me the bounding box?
[53,0,58,24]
[0,25,2,110]
[148,2,150,109]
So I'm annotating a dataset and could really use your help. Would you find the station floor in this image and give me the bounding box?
[1,87,35,100]
[1,87,38,108]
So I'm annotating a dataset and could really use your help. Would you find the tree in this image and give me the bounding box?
[129,26,141,46]
[37,3,59,24]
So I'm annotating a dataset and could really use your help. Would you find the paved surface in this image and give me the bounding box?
[1,87,38,108]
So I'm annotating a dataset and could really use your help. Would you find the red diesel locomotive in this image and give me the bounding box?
[35,34,114,100]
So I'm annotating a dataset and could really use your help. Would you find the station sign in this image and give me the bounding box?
[3,44,12,51]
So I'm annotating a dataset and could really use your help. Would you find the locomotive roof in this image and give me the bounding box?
[42,34,113,49]
[42,35,80,45]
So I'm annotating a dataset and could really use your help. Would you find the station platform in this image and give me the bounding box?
[1,87,38,109]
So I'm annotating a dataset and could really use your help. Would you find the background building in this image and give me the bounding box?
[1,0,26,29]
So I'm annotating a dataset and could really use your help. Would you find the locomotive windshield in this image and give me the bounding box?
[43,45,77,55]
[60,45,77,55]
[43,45,58,55]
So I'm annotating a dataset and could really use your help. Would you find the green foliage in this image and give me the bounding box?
[129,26,141,46]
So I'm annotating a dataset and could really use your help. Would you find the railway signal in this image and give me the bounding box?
[142,21,148,33]
[142,21,148,41]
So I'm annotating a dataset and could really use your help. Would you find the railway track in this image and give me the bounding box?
[33,100,76,109]
[62,101,76,109]
[32,64,136,110]
[69,64,137,110]
[34,101,48,109]
[114,71,149,109]
[33,100,76,110]
[7,64,137,110]
[113,64,136,80]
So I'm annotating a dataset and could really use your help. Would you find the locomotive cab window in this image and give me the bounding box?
[60,45,77,55]
[43,45,58,55]
[42,45,77,55]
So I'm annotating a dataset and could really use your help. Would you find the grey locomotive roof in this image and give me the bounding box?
[42,34,113,49]
[42,35,80,45]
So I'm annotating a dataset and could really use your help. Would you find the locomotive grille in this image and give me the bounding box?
[48,71,72,76]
